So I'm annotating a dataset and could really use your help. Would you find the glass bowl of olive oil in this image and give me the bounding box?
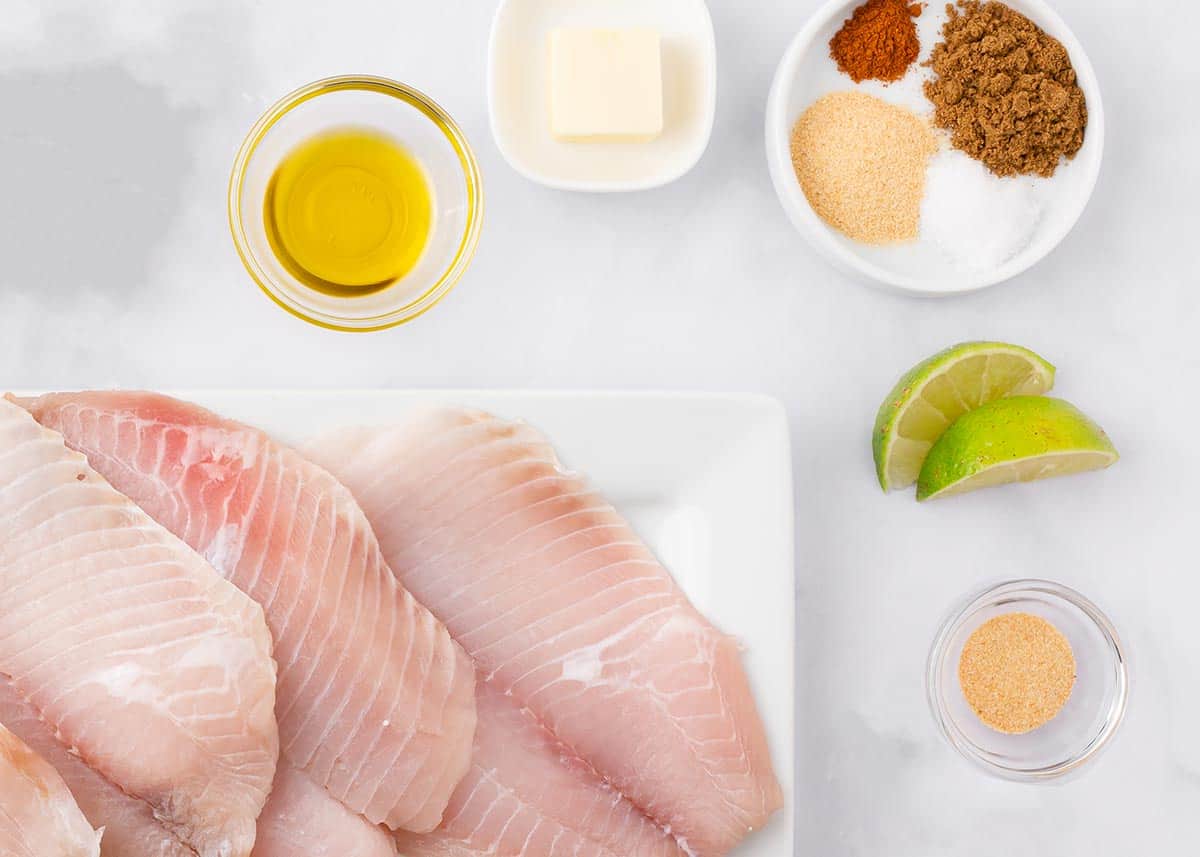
[229,76,483,331]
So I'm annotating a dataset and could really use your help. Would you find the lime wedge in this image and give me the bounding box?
[917,397,1118,501]
[873,342,1055,492]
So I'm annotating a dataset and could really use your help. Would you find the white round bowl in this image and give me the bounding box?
[765,0,1104,296]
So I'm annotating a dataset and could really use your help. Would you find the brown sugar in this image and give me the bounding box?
[789,92,938,244]
[958,612,1076,734]
[830,0,923,83]
[924,0,1087,177]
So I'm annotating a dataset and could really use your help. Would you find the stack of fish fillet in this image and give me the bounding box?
[0,391,781,857]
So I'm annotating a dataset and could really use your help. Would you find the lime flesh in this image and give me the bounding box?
[873,342,1055,492]
[917,397,1118,501]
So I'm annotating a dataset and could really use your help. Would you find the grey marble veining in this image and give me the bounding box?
[1,1,1197,854]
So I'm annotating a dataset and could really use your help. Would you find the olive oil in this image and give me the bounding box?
[264,128,434,296]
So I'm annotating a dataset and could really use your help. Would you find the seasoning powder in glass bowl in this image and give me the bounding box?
[927,580,1127,780]
[959,612,1076,734]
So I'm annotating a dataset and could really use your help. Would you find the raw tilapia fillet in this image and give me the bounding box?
[21,392,477,833]
[253,763,396,857]
[307,408,783,856]
[0,721,101,857]
[395,680,688,857]
[0,399,278,857]
[1,681,384,857]
[0,678,193,857]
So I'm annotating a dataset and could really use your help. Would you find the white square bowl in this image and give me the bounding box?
[488,0,717,192]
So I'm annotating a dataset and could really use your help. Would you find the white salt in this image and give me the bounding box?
[921,150,1043,271]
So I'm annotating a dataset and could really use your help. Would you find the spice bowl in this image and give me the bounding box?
[229,76,484,331]
[927,579,1129,782]
[765,0,1104,295]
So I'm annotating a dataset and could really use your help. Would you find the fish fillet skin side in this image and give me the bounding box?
[395,680,688,857]
[253,763,396,857]
[0,399,278,857]
[21,392,477,834]
[307,409,783,857]
[0,720,102,857]
[0,678,194,857]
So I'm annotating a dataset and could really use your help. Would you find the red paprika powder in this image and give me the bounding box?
[830,0,922,83]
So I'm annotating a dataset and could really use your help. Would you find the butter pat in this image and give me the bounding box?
[549,28,664,143]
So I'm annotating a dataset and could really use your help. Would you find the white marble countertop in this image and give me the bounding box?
[1,1,1196,854]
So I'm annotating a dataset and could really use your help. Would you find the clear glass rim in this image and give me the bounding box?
[926,578,1129,782]
[227,75,484,332]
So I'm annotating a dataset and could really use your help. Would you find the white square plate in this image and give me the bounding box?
[192,389,795,855]
[488,0,717,191]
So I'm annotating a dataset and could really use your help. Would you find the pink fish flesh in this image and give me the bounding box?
[20,392,477,834]
[307,408,783,856]
[0,398,278,857]
[0,719,102,857]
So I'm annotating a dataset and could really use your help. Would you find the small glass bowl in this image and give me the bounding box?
[927,579,1128,782]
[229,76,484,332]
